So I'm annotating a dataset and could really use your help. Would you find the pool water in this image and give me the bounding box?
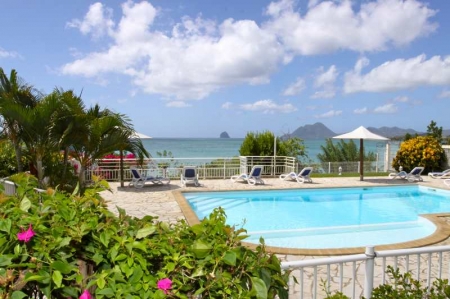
[184,186,450,249]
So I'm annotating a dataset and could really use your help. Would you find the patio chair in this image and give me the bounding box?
[388,166,424,182]
[279,167,313,183]
[444,179,450,187]
[428,169,450,179]
[129,166,170,188]
[181,166,200,187]
[230,165,265,185]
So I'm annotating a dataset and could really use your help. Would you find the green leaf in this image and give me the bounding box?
[57,237,72,249]
[222,251,236,266]
[71,183,80,196]
[51,260,72,274]
[0,219,12,233]
[191,240,212,258]
[114,254,128,262]
[20,197,31,212]
[97,276,106,289]
[52,270,63,288]
[11,291,27,299]
[129,266,143,285]
[100,231,110,247]
[251,276,268,299]
[97,288,115,296]
[192,268,204,278]
[14,244,21,255]
[136,226,156,239]
[0,255,12,267]
[25,275,46,282]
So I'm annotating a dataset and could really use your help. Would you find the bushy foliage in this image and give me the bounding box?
[0,173,289,298]
[392,136,446,173]
[317,139,376,163]
[0,141,24,177]
[239,131,306,158]
[324,266,450,299]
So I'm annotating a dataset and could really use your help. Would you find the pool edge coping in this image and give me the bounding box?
[173,185,450,256]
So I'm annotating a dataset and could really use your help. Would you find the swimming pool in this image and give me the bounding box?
[183,186,450,249]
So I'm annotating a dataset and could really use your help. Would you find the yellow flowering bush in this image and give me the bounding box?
[392,136,446,173]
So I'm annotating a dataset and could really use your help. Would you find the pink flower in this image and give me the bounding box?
[79,289,92,299]
[157,278,172,294]
[17,224,35,242]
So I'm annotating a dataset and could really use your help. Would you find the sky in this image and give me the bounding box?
[1,0,449,138]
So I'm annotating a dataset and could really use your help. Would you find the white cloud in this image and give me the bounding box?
[239,99,297,114]
[345,54,450,93]
[0,47,20,59]
[374,103,397,113]
[66,2,115,39]
[221,102,233,109]
[310,65,338,99]
[282,77,305,96]
[393,96,409,102]
[354,107,368,114]
[61,0,437,102]
[438,90,450,98]
[310,90,335,99]
[61,1,286,101]
[166,101,191,108]
[314,65,338,88]
[265,0,437,55]
[315,109,342,118]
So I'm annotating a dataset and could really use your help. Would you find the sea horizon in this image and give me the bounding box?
[140,137,398,163]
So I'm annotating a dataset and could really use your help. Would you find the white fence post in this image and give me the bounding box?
[364,246,375,299]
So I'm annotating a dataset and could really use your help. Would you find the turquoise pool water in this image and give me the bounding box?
[184,186,450,249]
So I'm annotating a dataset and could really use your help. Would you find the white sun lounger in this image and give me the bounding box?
[279,167,313,183]
[181,166,200,187]
[428,169,450,179]
[129,166,170,188]
[388,166,424,182]
[231,165,264,185]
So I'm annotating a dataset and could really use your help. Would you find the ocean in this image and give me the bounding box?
[140,138,398,163]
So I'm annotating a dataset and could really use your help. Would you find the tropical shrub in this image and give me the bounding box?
[317,139,376,163]
[0,141,24,177]
[240,131,306,159]
[392,136,446,173]
[0,173,289,298]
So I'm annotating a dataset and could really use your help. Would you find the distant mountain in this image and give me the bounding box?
[367,126,422,138]
[287,122,336,139]
[283,123,443,140]
[220,131,230,138]
[444,129,450,137]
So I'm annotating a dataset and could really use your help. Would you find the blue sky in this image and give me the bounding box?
[1,0,449,138]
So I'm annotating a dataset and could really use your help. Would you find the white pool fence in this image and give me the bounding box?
[84,156,390,182]
[281,245,450,298]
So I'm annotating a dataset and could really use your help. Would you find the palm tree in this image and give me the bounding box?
[0,68,40,172]
[7,91,62,185]
[69,105,149,189]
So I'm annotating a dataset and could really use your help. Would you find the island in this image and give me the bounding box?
[220,131,230,138]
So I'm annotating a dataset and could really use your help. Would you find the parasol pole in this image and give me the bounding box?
[360,138,364,181]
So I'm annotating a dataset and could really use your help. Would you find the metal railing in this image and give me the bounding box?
[281,245,450,298]
[84,156,297,182]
